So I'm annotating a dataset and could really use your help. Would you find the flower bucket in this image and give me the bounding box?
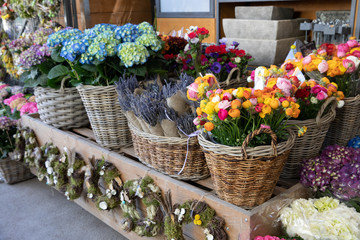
[198,128,295,208]
[281,97,337,178]
[128,122,209,181]
[324,94,360,146]
[218,67,247,89]
[35,79,89,130]
[76,85,132,151]
[0,157,34,184]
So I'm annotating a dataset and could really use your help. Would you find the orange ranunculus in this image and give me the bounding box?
[243,90,251,99]
[307,80,317,88]
[242,100,252,109]
[292,109,300,118]
[336,91,345,100]
[300,82,307,88]
[328,85,337,93]
[228,109,240,118]
[321,77,330,85]
[285,108,293,117]
[194,76,202,84]
[270,99,279,109]
[253,89,263,98]
[257,97,264,103]
[259,112,266,118]
[327,90,333,96]
[266,78,277,88]
[262,104,272,114]
[231,99,242,109]
[204,122,215,131]
[282,100,290,108]
[294,52,303,60]
[196,107,202,116]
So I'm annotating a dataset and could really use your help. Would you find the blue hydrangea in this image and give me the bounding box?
[137,21,155,35]
[84,23,117,37]
[60,34,92,62]
[87,30,121,62]
[135,34,162,52]
[46,28,83,47]
[114,23,139,42]
[117,42,150,68]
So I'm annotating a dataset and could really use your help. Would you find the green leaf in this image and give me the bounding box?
[19,71,31,83]
[29,69,39,79]
[128,65,147,77]
[69,79,82,87]
[37,60,55,74]
[47,78,62,89]
[81,64,97,73]
[48,65,70,79]
[72,64,90,77]
[51,47,65,63]
[38,74,48,87]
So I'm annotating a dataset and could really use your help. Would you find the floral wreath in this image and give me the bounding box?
[41,143,60,185]
[120,176,163,237]
[93,158,123,211]
[11,128,26,162]
[64,148,86,201]
[51,147,70,193]
[157,191,227,240]
[21,128,38,167]
[83,156,102,201]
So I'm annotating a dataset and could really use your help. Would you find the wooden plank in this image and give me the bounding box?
[22,114,252,239]
[72,128,96,140]
[194,177,214,190]
[272,186,287,196]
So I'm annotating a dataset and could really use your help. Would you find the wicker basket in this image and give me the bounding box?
[219,67,247,89]
[281,97,337,178]
[0,157,34,184]
[129,123,210,181]
[77,85,132,151]
[198,128,295,208]
[35,79,89,130]
[324,95,360,146]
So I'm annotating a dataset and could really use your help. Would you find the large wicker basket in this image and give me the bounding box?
[77,85,132,151]
[129,123,209,181]
[0,157,34,184]
[324,95,360,146]
[198,128,295,208]
[219,67,247,89]
[281,97,337,178]
[35,81,89,129]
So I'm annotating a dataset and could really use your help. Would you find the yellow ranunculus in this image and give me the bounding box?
[242,100,252,109]
[204,102,215,115]
[266,78,277,88]
[198,82,209,97]
[270,99,279,109]
[262,104,272,114]
[236,88,244,98]
[282,100,290,108]
[264,98,272,105]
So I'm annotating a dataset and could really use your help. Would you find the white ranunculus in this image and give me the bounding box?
[337,100,345,108]
[99,201,108,210]
[232,89,238,97]
[211,95,221,103]
[346,55,360,69]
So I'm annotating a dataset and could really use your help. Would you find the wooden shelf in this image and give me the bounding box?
[22,114,311,239]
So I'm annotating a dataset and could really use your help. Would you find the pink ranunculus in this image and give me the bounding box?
[0,84,8,90]
[351,50,360,58]
[338,43,350,54]
[193,117,200,126]
[206,90,213,98]
[311,85,324,94]
[342,58,356,73]
[187,83,199,99]
[218,109,228,120]
[317,49,327,55]
[218,100,231,110]
[20,102,38,116]
[206,75,217,87]
[318,60,329,73]
[215,89,223,94]
[347,39,358,48]
[250,70,255,80]
[278,97,286,103]
[276,78,292,96]
[337,51,346,58]
[228,62,236,68]
[302,55,312,65]
[249,98,258,106]
[264,236,276,240]
[254,237,264,240]
[222,92,232,101]
[316,91,328,101]
[3,93,25,106]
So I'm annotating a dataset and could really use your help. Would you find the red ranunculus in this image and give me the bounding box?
[295,88,310,99]
[285,63,294,71]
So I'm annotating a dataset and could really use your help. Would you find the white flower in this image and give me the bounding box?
[47,167,53,175]
[67,168,74,177]
[65,191,69,196]
[184,44,190,52]
[180,208,185,215]
[48,155,56,161]
[310,96,318,104]
[190,38,199,44]
[346,55,360,69]
[29,137,36,144]
[106,189,111,194]
[45,161,51,168]
[99,201,108,210]
[187,25,198,33]
[99,170,104,176]
[106,193,112,199]
[87,193,93,199]
[235,57,241,63]
[211,95,221,103]
[232,89,238,97]
[204,228,210,235]
[111,189,117,195]
[206,234,214,240]
[337,100,345,108]
[147,184,159,193]
[247,76,253,83]
[174,208,180,215]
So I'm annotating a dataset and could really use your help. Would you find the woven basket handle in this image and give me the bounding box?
[225,67,241,86]
[241,128,278,159]
[315,96,337,127]
[60,76,71,94]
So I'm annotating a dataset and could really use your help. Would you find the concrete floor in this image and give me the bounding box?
[0,178,128,240]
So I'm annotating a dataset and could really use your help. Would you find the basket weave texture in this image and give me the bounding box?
[0,157,34,184]
[324,95,360,146]
[77,85,132,151]
[218,67,247,89]
[129,123,210,181]
[198,128,295,208]
[281,97,337,178]
[35,86,89,130]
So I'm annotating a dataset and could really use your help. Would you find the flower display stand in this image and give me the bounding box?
[22,114,311,239]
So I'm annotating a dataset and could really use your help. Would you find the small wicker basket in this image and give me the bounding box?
[129,123,210,181]
[324,95,360,146]
[198,128,295,208]
[219,67,247,89]
[281,97,337,178]
[34,78,89,130]
[77,85,132,151]
[0,157,34,184]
